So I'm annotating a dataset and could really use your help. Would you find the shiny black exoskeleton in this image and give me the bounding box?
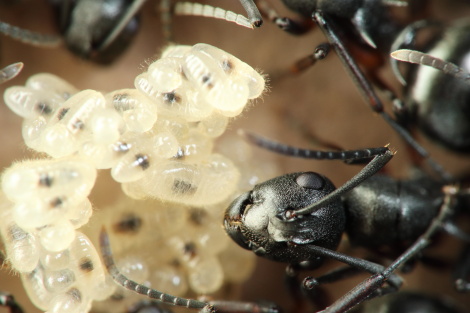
[226,172,345,265]
[225,171,445,265]
[279,0,401,49]
[343,174,444,251]
[48,0,141,64]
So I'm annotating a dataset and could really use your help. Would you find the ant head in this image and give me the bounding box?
[224,172,346,263]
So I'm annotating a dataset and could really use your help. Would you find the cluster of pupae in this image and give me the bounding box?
[0,43,271,313]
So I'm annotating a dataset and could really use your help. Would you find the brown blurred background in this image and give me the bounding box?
[0,1,470,312]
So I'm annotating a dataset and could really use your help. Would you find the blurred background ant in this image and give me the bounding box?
[389,19,470,154]
[0,0,154,64]
[0,0,261,64]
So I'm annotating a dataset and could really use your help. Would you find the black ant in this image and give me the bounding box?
[98,133,468,313]
[223,131,470,313]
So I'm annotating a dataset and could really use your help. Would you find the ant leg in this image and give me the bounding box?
[207,301,281,313]
[300,276,330,310]
[0,292,24,313]
[292,244,402,289]
[254,0,313,34]
[97,0,147,52]
[312,11,452,182]
[100,228,282,313]
[289,43,331,74]
[0,63,23,84]
[0,20,61,46]
[239,0,263,27]
[305,266,363,286]
[283,265,327,312]
[305,266,398,303]
[270,42,330,79]
[320,185,458,313]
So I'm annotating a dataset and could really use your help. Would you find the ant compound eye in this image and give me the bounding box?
[296,172,325,190]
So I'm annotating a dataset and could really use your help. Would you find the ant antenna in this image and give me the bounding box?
[238,130,394,218]
[292,149,394,217]
[389,20,442,85]
[239,129,389,162]
[174,2,257,29]
[391,49,470,82]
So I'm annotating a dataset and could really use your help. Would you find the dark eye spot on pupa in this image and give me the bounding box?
[79,257,94,273]
[71,118,85,130]
[57,107,70,120]
[36,102,53,115]
[201,74,214,89]
[49,197,64,208]
[39,173,53,187]
[173,179,196,195]
[221,59,233,73]
[134,154,150,170]
[113,213,143,234]
[163,92,181,105]
[183,241,197,259]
